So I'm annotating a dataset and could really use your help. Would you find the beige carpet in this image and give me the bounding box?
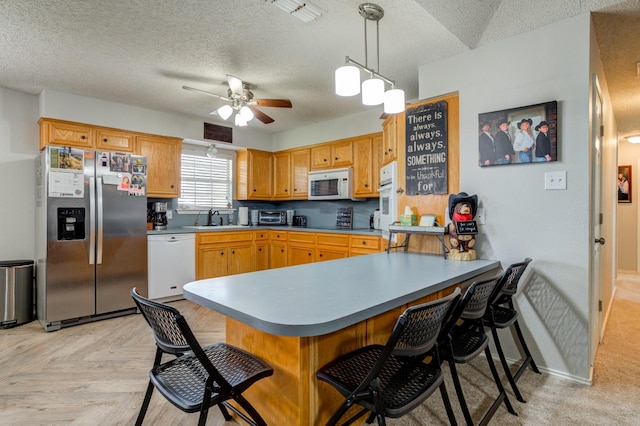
[386,277,640,425]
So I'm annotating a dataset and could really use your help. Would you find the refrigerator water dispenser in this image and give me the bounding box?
[57,207,85,240]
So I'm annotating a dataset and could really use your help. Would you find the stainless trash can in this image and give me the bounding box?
[1,260,34,328]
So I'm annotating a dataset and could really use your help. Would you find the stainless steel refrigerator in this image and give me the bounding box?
[35,146,148,331]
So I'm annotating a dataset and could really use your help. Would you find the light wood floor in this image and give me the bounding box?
[0,300,232,425]
[2,284,639,425]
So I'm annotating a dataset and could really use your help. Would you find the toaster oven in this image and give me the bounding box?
[258,210,286,225]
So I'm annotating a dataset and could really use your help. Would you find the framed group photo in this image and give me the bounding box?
[478,100,558,167]
[618,165,631,203]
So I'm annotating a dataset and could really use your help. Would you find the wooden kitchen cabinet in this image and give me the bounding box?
[310,140,352,170]
[254,231,269,271]
[273,151,291,199]
[95,128,135,152]
[349,235,383,256]
[316,233,349,262]
[382,114,399,165]
[136,134,182,198]
[39,119,93,150]
[353,133,382,198]
[287,232,316,266]
[269,230,288,269]
[236,149,273,200]
[291,149,310,199]
[39,118,135,152]
[196,232,254,279]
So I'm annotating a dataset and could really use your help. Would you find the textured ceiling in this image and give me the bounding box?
[0,0,638,136]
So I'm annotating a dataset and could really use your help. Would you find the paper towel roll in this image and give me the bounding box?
[238,207,249,226]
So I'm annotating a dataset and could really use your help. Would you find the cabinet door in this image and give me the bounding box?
[372,134,382,192]
[228,243,253,275]
[249,150,273,199]
[255,242,269,271]
[197,246,228,279]
[353,136,374,198]
[270,242,288,269]
[291,149,310,199]
[273,151,291,199]
[136,135,181,198]
[316,248,348,262]
[288,245,315,266]
[40,119,93,150]
[382,114,398,165]
[331,140,353,167]
[96,129,134,152]
[310,145,331,169]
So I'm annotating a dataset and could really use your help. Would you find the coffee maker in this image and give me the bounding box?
[151,202,168,230]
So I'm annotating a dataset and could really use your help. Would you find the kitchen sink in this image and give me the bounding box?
[182,225,250,230]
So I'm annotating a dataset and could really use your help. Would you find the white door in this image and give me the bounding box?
[590,74,604,370]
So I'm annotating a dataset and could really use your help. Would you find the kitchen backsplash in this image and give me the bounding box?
[150,198,379,229]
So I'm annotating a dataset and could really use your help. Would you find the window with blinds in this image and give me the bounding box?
[179,146,234,208]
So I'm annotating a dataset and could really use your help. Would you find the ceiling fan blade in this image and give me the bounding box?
[182,85,229,101]
[249,106,275,124]
[379,112,389,120]
[227,75,244,94]
[255,98,292,108]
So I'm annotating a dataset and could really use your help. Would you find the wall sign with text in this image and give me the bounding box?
[405,101,448,195]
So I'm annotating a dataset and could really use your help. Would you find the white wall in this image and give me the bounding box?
[40,89,273,150]
[418,14,593,381]
[0,88,39,260]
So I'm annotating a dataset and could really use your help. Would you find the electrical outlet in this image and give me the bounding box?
[166,210,173,220]
[476,208,486,225]
[544,171,567,190]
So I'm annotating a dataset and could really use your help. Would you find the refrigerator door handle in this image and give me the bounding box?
[89,176,96,265]
[97,177,104,265]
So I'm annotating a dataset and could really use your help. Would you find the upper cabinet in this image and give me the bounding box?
[273,148,310,200]
[353,133,381,198]
[39,118,181,198]
[310,139,353,170]
[236,149,273,200]
[136,134,182,198]
[39,118,135,152]
[382,114,399,165]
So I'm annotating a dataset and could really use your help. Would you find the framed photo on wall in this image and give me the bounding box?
[478,100,558,167]
[618,165,631,203]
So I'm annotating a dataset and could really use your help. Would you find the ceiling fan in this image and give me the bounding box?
[182,75,292,126]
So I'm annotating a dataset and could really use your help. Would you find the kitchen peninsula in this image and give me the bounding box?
[184,252,500,425]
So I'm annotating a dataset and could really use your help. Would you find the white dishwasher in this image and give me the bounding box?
[147,233,195,300]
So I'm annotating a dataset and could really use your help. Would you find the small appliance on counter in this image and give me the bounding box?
[286,209,295,226]
[370,209,381,230]
[250,209,259,226]
[238,207,249,226]
[151,202,168,230]
[258,210,286,226]
[292,215,307,227]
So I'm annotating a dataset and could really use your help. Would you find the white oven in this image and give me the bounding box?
[379,161,398,240]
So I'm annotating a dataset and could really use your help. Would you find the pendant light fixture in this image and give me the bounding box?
[335,3,405,114]
[206,143,218,158]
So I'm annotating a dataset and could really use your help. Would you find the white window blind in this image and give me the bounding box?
[179,146,234,208]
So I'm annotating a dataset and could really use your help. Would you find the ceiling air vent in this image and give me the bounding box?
[268,0,325,23]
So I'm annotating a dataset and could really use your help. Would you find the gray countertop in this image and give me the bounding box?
[183,253,500,337]
[148,226,382,236]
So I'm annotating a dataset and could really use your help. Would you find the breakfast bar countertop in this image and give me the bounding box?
[183,252,500,337]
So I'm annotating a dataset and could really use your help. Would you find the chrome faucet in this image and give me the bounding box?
[207,209,221,226]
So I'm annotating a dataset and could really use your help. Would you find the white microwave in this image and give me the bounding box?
[308,168,362,201]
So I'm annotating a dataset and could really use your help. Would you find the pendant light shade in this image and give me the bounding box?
[217,104,233,120]
[234,113,248,127]
[384,88,405,114]
[362,78,384,105]
[335,65,360,96]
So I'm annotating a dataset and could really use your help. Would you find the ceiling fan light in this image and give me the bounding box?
[239,105,254,121]
[335,65,360,96]
[384,89,405,114]
[235,113,248,127]
[217,105,233,120]
[362,78,384,106]
[626,134,640,144]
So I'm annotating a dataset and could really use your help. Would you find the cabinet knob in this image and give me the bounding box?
[285,189,288,192]
[308,252,311,256]
[323,158,327,162]
[364,184,368,188]
[170,184,174,188]
[253,189,257,192]
[362,241,367,245]
[334,157,338,161]
[294,188,298,192]
[319,253,323,257]
[103,138,108,143]
[280,249,284,253]
[258,248,262,252]
[220,252,224,256]
[81,135,86,140]
[232,250,235,254]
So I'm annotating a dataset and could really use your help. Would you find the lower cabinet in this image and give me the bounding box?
[196,232,254,279]
[254,231,269,271]
[288,232,316,266]
[349,235,384,256]
[316,233,349,262]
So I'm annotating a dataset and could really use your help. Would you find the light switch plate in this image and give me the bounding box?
[476,208,486,225]
[166,210,173,220]
[545,171,567,190]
